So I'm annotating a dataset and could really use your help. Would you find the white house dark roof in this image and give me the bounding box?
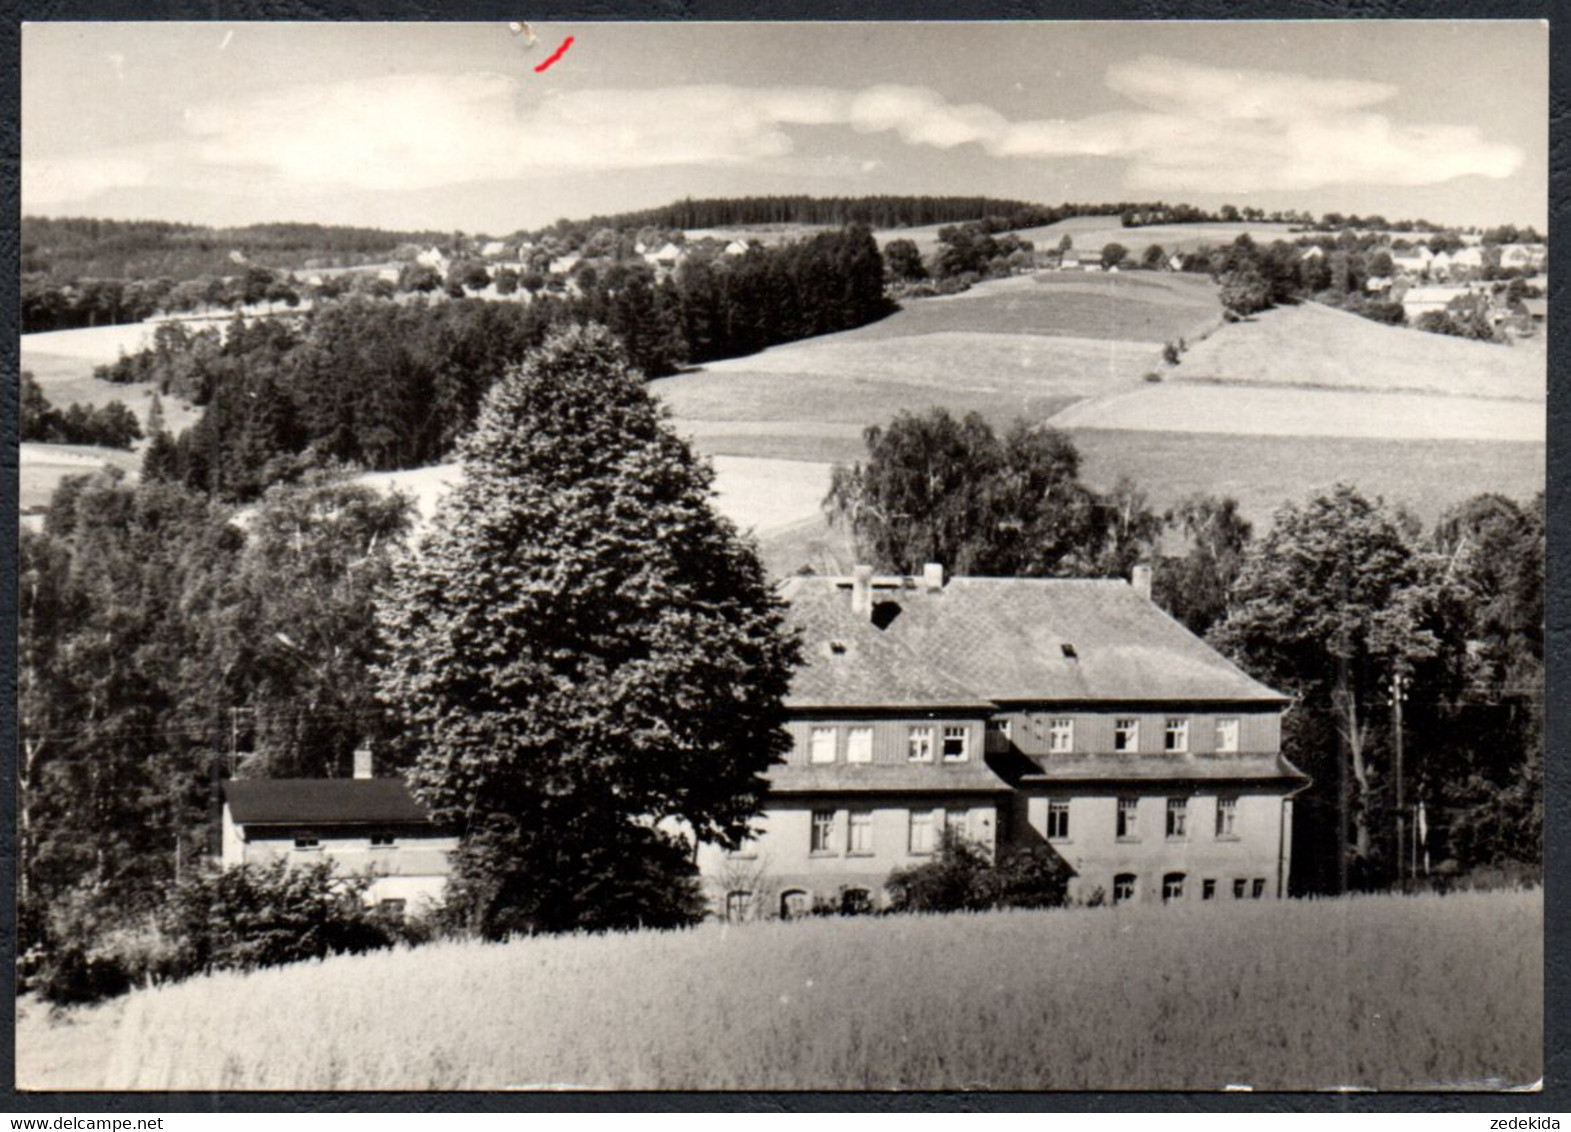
[779,575,1288,710]
[223,778,434,826]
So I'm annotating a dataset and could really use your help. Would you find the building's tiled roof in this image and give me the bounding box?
[1020,752,1310,784]
[779,575,1287,709]
[223,778,435,826]
[767,760,1013,795]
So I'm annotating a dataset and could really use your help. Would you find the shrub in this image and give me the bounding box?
[885,831,1072,914]
[1162,342,1180,365]
[886,831,996,913]
[1144,372,1163,383]
[435,815,707,940]
[985,843,1075,910]
[161,859,395,978]
[30,886,179,1006]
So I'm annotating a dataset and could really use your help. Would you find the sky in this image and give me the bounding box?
[21,21,1548,235]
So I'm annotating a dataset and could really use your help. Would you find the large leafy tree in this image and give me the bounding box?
[1211,485,1470,891]
[1152,494,1253,636]
[214,475,415,778]
[824,409,1148,578]
[1426,493,1543,874]
[20,474,243,942]
[375,324,798,935]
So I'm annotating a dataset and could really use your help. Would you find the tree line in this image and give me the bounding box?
[99,227,890,502]
[20,337,1541,1005]
[827,408,1543,896]
[21,373,144,449]
[22,216,449,284]
[534,195,1133,240]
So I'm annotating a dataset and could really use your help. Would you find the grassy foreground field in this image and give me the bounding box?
[18,889,1540,1091]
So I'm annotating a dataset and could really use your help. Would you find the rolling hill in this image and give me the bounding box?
[650,272,1544,572]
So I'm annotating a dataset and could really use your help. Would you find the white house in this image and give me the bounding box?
[220,772,456,919]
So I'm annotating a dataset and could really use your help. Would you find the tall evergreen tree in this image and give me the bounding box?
[375,324,798,935]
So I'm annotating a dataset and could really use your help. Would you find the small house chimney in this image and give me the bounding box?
[353,743,374,780]
[922,562,945,592]
[1131,563,1153,601]
[851,564,874,616]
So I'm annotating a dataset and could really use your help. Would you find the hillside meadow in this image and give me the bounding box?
[18,889,1540,1092]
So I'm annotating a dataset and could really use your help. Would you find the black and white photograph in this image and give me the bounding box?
[14,18,1547,1093]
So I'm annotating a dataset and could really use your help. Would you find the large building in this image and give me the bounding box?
[695,566,1308,918]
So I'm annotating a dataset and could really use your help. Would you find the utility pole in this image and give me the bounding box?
[1390,668,1407,891]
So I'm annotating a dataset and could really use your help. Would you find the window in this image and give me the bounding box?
[941,725,970,762]
[1047,799,1070,840]
[810,809,837,853]
[780,889,810,920]
[293,836,321,851]
[1163,872,1186,903]
[985,718,1013,740]
[725,891,752,923]
[809,727,836,764]
[1113,874,1136,905]
[1216,796,1239,838]
[840,888,874,916]
[1233,879,1247,900]
[1252,878,1266,900]
[908,809,936,854]
[1202,879,1217,901]
[907,726,934,763]
[1215,718,1240,753]
[1166,797,1188,839]
[1164,717,1189,753]
[848,809,873,854]
[1048,718,1074,753]
[944,808,970,843]
[1114,718,1139,751]
[1116,797,1139,840]
[846,726,874,764]
[370,834,396,848]
[378,898,407,921]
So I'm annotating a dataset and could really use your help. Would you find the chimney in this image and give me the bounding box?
[353,743,374,780]
[922,562,945,592]
[851,564,875,616]
[1131,564,1152,601]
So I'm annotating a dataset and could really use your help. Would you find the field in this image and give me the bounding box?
[655,271,1544,571]
[1010,216,1304,258]
[17,889,1540,1091]
[653,272,1219,454]
[19,442,143,514]
[19,324,215,515]
[1172,302,1545,401]
[353,456,831,541]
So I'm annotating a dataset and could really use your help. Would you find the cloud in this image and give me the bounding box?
[34,56,1520,200]
[177,73,855,191]
[834,58,1520,191]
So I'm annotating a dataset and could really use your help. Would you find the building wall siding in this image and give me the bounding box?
[783,716,987,767]
[997,709,1280,757]
[1020,790,1288,905]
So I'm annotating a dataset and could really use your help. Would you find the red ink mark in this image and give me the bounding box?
[535,36,573,73]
